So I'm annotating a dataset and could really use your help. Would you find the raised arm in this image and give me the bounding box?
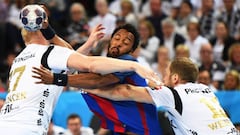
[84,84,154,104]
[76,24,105,55]
[40,19,73,49]
[41,19,104,54]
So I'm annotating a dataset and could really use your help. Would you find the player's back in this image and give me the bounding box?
[173,83,237,135]
[0,44,71,134]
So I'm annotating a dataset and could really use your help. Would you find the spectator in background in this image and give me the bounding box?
[67,3,89,50]
[218,0,240,40]
[185,21,209,62]
[65,114,94,135]
[198,0,219,39]
[89,0,116,38]
[175,0,198,38]
[109,0,140,16]
[141,0,181,18]
[47,120,65,135]
[138,19,160,64]
[161,17,185,59]
[151,46,170,81]
[175,44,198,64]
[118,0,138,28]
[175,44,190,58]
[131,46,151,68]
[209,21,237,63]
[115,16,126,27]
[199,43,226,89]
[223,70,240,90]
[197,69,217,91]
[227,43,240,72]
[161,0,182,19]
[145,0,167,41]
[5,0,26,55]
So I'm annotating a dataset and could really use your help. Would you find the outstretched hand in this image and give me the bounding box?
[32,65,54,84]
[88,24,105,43]
[135,65,163,88]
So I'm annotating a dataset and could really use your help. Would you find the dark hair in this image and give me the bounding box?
[67,114,81,123]
[182,0,193,10]
[170,57,199,83]
[111,24,140,52]
[216,21,229,32]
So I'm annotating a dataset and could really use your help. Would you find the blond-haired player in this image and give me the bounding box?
[85,57,239,135]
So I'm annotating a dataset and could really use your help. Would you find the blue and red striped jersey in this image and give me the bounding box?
[82,54,163,135]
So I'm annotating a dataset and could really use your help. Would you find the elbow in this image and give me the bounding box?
[88,63,97,73]
[88,61,99,73]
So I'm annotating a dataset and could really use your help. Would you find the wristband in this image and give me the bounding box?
[40,25,56,40]
[53,73,68,86]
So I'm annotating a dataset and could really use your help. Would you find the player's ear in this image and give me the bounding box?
[172,74,179,85]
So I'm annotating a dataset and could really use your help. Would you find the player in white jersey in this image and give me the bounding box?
[84,57,240,135]
[0,5,160,135]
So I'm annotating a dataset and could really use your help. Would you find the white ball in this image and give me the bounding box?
[19,5,46,31]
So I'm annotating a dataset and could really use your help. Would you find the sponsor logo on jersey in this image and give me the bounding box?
[6,91,27,103]
[185,88,211,94]
[14,53,35,63]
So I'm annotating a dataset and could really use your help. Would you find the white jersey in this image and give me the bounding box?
[0,44,74,135]
[147,83,239,135]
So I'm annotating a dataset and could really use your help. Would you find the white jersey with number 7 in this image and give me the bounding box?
[0,44,74,135]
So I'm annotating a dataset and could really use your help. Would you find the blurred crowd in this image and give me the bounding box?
[1,0,240,134]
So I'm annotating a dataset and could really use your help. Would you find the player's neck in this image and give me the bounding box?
[25,32,49,45]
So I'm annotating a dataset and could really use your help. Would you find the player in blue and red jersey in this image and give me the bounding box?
[33,24,163,135]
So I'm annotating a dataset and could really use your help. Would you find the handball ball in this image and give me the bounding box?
[19,5,46,31]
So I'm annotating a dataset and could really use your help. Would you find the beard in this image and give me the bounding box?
[107,47,132,58]
[107,47,120,58]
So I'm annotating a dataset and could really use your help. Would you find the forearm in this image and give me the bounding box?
[84,84,133,101]
[88,56,138,74]
[76,38,95,55]
[68,73,119,89]
[84,84,154,104]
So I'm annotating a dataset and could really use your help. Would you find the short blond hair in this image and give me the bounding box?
[170,57,198,82]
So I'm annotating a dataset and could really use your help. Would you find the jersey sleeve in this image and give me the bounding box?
[146,86,175,108]
[47,46,75,71]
